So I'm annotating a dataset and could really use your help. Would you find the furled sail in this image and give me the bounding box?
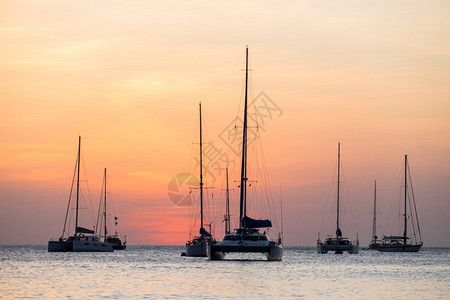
[76,227,95,234]
[243,216,272,228]
[199,227,212,237]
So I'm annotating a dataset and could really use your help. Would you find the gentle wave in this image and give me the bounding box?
[0,245,449,299]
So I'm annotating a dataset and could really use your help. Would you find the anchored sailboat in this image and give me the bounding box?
[208,47,283,261]
[317,143,359,254]
[97,168,127,250]
[369,180,382,249]
[376,155,423,252]
[48,137,113,252]
[184,102,212,257]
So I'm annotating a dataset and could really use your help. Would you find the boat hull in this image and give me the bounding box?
[208,242,283,261]
[266,243,284,261]
[112,245,126,250]
[369,241,383,249]
[317,237,359,254]
[185,241,207,257]
[375,243,422,252]
[106,237,126,250]
[48,240,73,252]
[72,240,113,252]
[317,243,359,254]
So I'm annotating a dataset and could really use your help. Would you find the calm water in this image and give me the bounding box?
[0,245,448,299]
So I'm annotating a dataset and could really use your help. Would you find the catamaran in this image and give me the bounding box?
[184,102,212,257]
[48,136,113,252]
[376,155,423,252]
[317,143,359,254]
[208,47,283,261]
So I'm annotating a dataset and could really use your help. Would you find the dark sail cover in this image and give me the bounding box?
[199,227,212,237]
[76,227,95,234]
[384,236,409,240]
[243,216,272,228]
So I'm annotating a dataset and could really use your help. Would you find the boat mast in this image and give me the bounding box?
[199,102,204,232]
[403,155,407,245]
[225,168,230,234]
[239,46,249,230]
[336,142,341,238]
[75,136,81,236]
[104,168,107,241]
[372,180,377,242]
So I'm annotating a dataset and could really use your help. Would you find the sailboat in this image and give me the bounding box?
[317,143,359,254]
[376,155,423,252]
[208,47,283,261]
[184,102,212,257]
[223,168,231,236]
[369,180,382,249]
[48,136,113,252]
[97,168,127,250]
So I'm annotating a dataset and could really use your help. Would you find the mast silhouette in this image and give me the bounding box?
[372,180,377,242]
[104,168,107,241]
[239,46,249,231]
[199,102,204,233]
[75,136,81,235]
[336,142,341,238]
[403,155,407,245]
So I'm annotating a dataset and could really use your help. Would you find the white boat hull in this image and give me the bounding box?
[73,240,113,252]
[317,243,359,254]
[317,237,359,254]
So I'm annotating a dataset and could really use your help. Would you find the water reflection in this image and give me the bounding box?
[0,245,448,298]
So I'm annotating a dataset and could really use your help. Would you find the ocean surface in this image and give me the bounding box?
[0,245,448,299]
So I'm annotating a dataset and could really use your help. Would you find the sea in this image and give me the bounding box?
[0,245,448,299]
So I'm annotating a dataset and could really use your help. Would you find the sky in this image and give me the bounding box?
[0,0,449,247]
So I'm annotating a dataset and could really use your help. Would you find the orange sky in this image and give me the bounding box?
[1,1,449,247]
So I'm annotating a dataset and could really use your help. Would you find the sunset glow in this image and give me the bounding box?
[1,1,449,247]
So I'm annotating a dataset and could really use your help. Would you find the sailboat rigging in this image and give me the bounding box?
[208,47,283,261]
[376,155,423,252]
[317,143,359,254]
[48,136,113,252]
[97,168,127,250]
[369,180,382,249]
[183,102,212,257]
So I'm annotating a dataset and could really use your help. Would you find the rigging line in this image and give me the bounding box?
[259,135,279,231]
[190,103,199,174]
[340,163,358,235]
[254,132,269,224]
[382,166,403,236]
[95,175,105,236]
[62,157,78,238]
[408,164,422,241]
[80,151,96,227]
[235,73,246,128]
[406,163,418,243]
[319,156,337,234]
[408,188,418,242]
